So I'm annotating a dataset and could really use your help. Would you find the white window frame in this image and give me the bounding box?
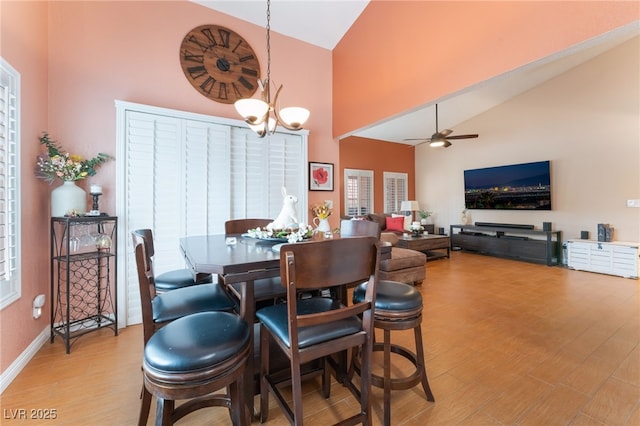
[383,171,408,214]
[344,168,373,217]
[0,57,21,309]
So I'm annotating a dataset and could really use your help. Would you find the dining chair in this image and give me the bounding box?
[340,219,434,424]
[223,219,286,309]
[340,218,381,239]
[134,243,250,426]
[256,237,381,426]
[132,229,212,293]
[131,237,236,426]
[224,218,273,234]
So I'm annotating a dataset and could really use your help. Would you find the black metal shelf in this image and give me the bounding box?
[50,216,118,353]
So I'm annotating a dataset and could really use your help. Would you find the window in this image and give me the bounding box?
[383,172,408,213]
[0,58,21,309]
[344,169,373,216]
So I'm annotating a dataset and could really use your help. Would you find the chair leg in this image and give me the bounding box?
[154,397,173,426]
[291,359,304,426]
[229,377,248,426]
[138,385,152,426]
[260,325,270,423]
[414,324,435,402]
[383,328,392,426]
[321,357,331,399]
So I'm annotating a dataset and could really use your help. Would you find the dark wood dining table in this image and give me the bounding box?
[179,233,288,419]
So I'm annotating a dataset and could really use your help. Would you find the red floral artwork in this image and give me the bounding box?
[313,167,328,185]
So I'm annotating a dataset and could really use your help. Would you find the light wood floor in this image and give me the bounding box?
[2,252,639,425]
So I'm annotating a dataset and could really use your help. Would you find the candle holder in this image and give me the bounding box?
[87,186,103,216]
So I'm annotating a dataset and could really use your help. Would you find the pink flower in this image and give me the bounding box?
[313,167,328,185]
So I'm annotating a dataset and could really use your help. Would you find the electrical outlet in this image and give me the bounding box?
[627,199,640,208]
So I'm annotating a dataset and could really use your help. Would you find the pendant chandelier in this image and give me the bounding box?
[234,0,310,137]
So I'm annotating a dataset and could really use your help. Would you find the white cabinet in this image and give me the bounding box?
[567,240,639,279]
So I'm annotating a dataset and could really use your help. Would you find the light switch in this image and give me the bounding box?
[627,199,640,208]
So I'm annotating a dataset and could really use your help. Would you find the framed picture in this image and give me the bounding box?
[309,162,334,191]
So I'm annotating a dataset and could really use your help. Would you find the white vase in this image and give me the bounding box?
[51,181,87,217]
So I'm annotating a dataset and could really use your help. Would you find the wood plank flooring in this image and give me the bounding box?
[2,252,639,425]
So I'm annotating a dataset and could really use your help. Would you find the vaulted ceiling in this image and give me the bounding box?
[197,1,639,144]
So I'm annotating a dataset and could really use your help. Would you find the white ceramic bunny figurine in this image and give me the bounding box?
[267,187,299,230]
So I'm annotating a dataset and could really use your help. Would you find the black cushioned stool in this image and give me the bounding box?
[155,268,213,293]
[143,311,250,426]
[352,280,435,426]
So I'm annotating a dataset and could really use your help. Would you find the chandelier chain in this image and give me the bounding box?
[265,0,271,100]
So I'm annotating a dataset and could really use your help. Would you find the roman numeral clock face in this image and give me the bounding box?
[180,25,261,104]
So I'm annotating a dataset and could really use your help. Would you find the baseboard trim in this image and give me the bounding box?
[0,325,49,394]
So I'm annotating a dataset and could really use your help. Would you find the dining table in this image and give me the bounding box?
[179,232,391,420]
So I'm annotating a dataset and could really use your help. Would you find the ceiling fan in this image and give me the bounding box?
[404,104,479,148]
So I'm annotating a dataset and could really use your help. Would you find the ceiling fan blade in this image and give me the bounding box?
[443,140,452,148]
[446,134,479,140]
[403,138,432,142]
[438,129,453,137]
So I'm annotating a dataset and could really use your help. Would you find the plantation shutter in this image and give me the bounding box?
[344,169,373,216]
[0,58,20,309]
[117,101,307,326]
[383,172,408,213]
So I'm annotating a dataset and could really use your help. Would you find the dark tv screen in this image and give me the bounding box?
[464,160,551,210]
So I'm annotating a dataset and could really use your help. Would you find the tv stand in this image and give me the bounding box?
[450,224,562,266]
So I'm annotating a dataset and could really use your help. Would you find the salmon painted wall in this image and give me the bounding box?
[1,0,332,375]
[339,137,415,215]
[333,1,640,137]
[0,1,50,374]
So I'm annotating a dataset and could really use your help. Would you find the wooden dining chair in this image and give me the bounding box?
[340,218,381,239]
[132,229,212,293]
[256,237,381,426]
[225,218,273,234]
[133,243,250,426]
[131,236,236,426]
[223,218,286,309]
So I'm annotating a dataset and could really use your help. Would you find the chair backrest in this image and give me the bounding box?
[225,218,272,234]
[132,241,157,345]
[279,237,381,351]
[340,219,381,239]
[131,230,157,298]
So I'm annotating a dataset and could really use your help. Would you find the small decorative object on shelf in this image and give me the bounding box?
[87,184,103,216]
[36,132,113,217]
[461,208,469,225]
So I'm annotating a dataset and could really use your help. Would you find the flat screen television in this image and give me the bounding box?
[464,160,551,210]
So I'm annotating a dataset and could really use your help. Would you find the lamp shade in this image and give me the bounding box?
[400,200,419,211]
[279,107,310,129]
[235,98,269,124]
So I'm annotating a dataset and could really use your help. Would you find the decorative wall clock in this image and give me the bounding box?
[180,24,261,104]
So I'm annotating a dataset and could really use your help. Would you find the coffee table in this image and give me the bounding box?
[396,234,450,260]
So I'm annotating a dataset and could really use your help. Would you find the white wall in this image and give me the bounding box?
[417,36,639,243]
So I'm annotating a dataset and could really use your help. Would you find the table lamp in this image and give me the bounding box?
[400,200,420,222]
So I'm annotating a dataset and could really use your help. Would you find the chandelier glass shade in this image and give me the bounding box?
[234,0,309,137]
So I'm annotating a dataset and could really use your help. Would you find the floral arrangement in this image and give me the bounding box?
[36,132,113,183]
[311,202,332,220]
[247,224,314,243]
[409,222,424,233]
[418,210,432,219]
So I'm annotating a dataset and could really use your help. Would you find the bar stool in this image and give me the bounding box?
[143,311,250,426]
[352,279,435,426]
[132,229,213,293]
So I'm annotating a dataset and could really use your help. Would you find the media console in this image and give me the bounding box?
[450,223,562,266]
